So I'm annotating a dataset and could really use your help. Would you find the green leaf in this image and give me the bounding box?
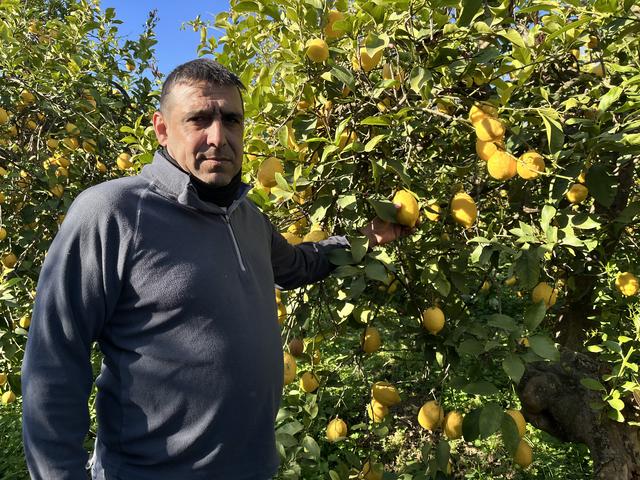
[458,0,483,27]
[501,413,521,456]
[462,381,499,396]
[364,134,387,152]
[571,213,601,230]
[367,198,397,223]
[462,407,481,441]
[301,435,320,459]
[365,261,389,283]
[524,301,546,330]
[515,251,540,289]
[528,335,560,361]
[580,378,606,391]
[349,236,369,263]
[360,115,391,126]
[499,29,526,49]
[457,339,484,357]
[615,201,640,224]
[433,272,451,297]
[623,133,640,146]
[435,439,450,472]
[539,110,565,154]
[479,403,503,438]
[502,354,525,383]
[540,205,556,234]
[329,65,355,91]
[487,314,516,331]
[608,398,625,411]
[598,86,623,113]
[586,165,617,208]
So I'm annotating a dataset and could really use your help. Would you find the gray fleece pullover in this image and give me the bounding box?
[22,152,345,480]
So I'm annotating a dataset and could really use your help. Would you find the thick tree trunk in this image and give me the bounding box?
[517,350,640,479]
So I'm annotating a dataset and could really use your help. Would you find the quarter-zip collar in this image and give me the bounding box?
[141,150,250,215]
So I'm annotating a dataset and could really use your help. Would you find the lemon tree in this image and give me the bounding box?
[199,0,640,478]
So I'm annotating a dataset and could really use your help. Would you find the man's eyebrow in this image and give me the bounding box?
[185,108,244,120]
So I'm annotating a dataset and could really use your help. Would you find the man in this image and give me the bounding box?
[22,59,406,480]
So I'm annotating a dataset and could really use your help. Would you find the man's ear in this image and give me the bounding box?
[152,111,168,146]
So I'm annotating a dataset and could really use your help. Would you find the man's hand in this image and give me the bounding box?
[359,204,415,248]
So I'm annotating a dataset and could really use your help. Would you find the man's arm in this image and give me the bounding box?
[21,189,127,480]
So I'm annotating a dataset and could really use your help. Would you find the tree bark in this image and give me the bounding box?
[517,349,640,479]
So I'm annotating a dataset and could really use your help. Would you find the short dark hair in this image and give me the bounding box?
[159,58,245,112]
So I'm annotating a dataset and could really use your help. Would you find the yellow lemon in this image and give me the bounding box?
[382,63,403,88]
[451,192,477,228]
[50,184,64,198]
[324,10,345,39]
[505,275,517,287]
[326,418,348,442]
[392,189,419,227]
[305,38,329,63]
[422,306,445,334]
[25,120,37,130]
[0,227,6,241]
[353,47,383,72]
[590,63,604,77]
[46,138,59,150]
[531,282,558,309]
[277,302,287,326]
[126,60,135,72]
[2,252,17,269]
[117,152,133,170]
[0,372,7,386]
[299,371,320,393]
[281,232,302,245]
[469,104,497,124]
[425,200,440,221]
[506,409,526,437]
[19,315,31,329]
[487,151,517,181]
[362,326,381,353]
[0,107,9,125]
[287,217,308,234]
[283,352,297,385]
[62,137,79,151]
[517,151,545,180]
[418,400,444,430]
[371,381,401,406]
[476,139,503,162]
[475,117,505,141]
[65,122,80,136]
[55,166,68,177]
[82,139,97,153]
[366,398,389,422]
[96,161,108,173]
[257,156,284,188]
[20,90,35,104]
[566,184,588,204]
[302,230,329,243]
[443,411,464,439]
[615,272,639,296]
[513,440,533,468]
[1,390,16,405]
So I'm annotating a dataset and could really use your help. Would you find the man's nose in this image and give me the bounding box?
[206,117,226,148]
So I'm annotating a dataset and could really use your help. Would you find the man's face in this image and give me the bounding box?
[152,81,244,187]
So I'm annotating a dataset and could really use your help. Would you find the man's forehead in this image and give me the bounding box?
[167,81,243,111]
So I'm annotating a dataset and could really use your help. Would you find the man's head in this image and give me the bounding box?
[153,59,246,187]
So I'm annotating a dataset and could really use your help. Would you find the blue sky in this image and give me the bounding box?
[100,0,230,76]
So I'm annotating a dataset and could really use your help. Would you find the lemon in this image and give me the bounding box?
[96,161,108,173]
[517,151,545,180]
[55,156,71,168]
[0,107,9,125]
[476,139,503,162]
[0,227,6,241]
[513,439,533,467]
[392,189,419,227]
[62,137,79,151]
[360,461,384,480]
[422,306,444,334]
[590,63,604,77]
[277,302,287,326]
[506,409,526,437]
[362,326,381,353]
[443,410,463,439]
[371,381,401,406]
[425,200,440,221]
[302,230,328,242]
[615,272,639,296]
[531,282,558,309]
[451,192,477,228]
[50,184,64,198]
[281,232,302,245]
[20,90,35,104]
[469,104,497,124]
[566,184,588,204]
[352,47,383,72]
[480,279,491,293]
[305,38,329,63]
[1,390,16,405]
[324,10,345,39]
[299,371,319,393]
[65,122,80,136]
[18,315,31,329]
[0,372,7,386]
[475,116,505,141]
[505,275,517,287]
[287,217,308,234]
[82,139,97,153]
[283,352,297,385]
[117,152,133,170]
[46,138,59,150]
[126,60,135,72]
[257,156,284,188]
[366,398,389,422]
[2,252,17,269]
[326,417,348,442]
[487,151,517,180]
[382,63,403,88]
[418,400,444,430]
